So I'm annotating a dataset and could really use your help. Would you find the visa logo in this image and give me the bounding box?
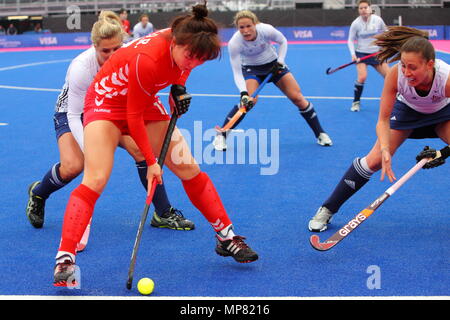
[39,37,57,45]
[293,30,313,38]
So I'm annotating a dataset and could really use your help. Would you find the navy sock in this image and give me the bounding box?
[33,163,71,199]
[135,160,171,217]
[299,102,325,138]
[220,104,247,137]
[353,81,364,102]
[322,158,372,213]
[135,160,148,190]
[153,184,172,217]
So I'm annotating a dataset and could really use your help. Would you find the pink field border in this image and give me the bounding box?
[0,45,91,52]
[430,40,450,53]
[1,40,449,53]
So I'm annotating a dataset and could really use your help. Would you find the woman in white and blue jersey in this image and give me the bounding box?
[132,13,154,39]
[213,10,332,151]
[26,11,194,243]
[347,0,390,112]
[309,26,450,232]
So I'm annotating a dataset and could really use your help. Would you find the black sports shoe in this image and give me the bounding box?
[26,181,46,228]
[150,207,195,230]
[215,235,258,263]
[53,255,77,287]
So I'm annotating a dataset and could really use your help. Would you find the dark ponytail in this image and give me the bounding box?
[192,2,209,20]
[171,1,221,61]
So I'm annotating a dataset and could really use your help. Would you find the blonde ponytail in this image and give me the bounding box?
[91,10,125,46]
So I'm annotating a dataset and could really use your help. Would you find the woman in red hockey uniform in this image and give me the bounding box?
[53,3,258,287]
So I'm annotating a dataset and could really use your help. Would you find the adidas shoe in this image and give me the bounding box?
[53,255,77,287]
[26,181,46,228]
[317,133,333,146]
[350,101,360,112]
[150,207,195,230]
[213,134,227,151]
[215,235,258,263]
[308,206,333,232]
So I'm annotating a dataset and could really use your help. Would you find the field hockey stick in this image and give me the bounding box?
[126,114,178,290]
[215,73,273,133]
[310,158,428,251]
[325,51,380,75]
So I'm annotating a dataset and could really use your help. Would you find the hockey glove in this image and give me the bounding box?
[240,91,254,112]
[170,85,192,116]
[416,146,446,169]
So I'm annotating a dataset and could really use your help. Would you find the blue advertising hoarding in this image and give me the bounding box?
[0,32,91,49]
[0,26,447,49]
[222,25,445,42]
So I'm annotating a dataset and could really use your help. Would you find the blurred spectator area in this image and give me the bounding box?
[0,14,48,35]
[0,1,449,34]
[0,0,448,17]
[0,0,295,16]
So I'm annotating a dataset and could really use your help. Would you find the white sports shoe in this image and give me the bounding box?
[350,101,360,112]
[213,134,227,151]
[317,132,333,146]
[308,206,333,232]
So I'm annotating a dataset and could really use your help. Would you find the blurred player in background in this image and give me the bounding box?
[213,10,332,151]
[53,2,258,287]
[26,11,194,251]
[347,0,389,112]
[119,8,132,41]
[309,27,450,232]
[133,13,154,39]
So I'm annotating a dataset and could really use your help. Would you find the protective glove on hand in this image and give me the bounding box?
[416,146,446,169]
[170,85,192,116]
[240,91,254,112]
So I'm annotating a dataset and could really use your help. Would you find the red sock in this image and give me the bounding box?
[182,172,232,232]
[58,184,100,254]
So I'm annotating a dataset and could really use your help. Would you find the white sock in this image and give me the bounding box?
[360,157,375,174]
[217,224,235,240]
[55,251,75,265]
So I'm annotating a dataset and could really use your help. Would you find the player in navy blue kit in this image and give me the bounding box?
[26,12,194,250]
[347,0,389,112]
[213,10,332,151]
[309,26,450,232]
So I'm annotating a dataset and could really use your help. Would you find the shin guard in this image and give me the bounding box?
[58,184,100,254]
[182,172,231,232]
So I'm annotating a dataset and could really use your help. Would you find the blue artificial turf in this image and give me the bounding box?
[0,44,448,297]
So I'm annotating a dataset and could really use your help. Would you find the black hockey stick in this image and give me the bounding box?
[326,51,380,75]
[126,114,178,290]
[310,158,428,251]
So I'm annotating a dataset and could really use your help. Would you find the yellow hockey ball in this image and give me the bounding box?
[137,278,154,295]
